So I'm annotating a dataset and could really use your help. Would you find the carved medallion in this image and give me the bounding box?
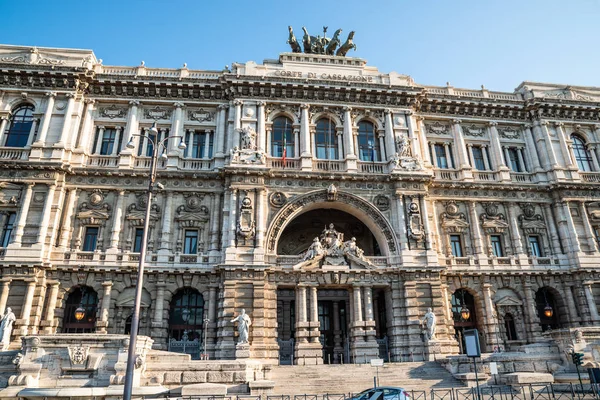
[144,106,171,120]
[269,192,287,208]
[373,195,390,211]
[188,108,214,122]
[99,104,126,119]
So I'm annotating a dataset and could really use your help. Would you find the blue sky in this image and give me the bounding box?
[1,0,599,92]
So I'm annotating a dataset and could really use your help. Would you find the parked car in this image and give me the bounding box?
[351,386,411,400]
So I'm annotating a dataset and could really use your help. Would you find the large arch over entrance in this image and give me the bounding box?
[266,189,398,256]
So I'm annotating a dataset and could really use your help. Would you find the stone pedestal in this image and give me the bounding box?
[235,343,250,359]
[294,341,323,365]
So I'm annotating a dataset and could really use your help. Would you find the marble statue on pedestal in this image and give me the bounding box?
[422,307,436,341]
[231,309,252,345]
[0,307,16,351]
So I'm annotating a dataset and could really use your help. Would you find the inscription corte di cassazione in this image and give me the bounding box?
[273,70,374,82]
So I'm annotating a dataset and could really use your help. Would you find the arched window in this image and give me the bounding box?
[5,105,34,147]
[271,117,295,158]
[572,135,594,172]
[63,286,98,333]
[451,289,478,354]
[315,118,338,160]
[169,288,204,341]
[357,121,381,161]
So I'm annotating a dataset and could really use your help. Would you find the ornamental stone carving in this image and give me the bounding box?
[480,202,508,233]
[269,192,287,208]
[462,124,486,137]
[518,203,546,234]
[68,346,89,365]
[424,121,450,136]
[288,26,356,57]
[498,127,521,139]
[231,127,266,165]
[406,196,425,244]
[126,194,161,226]
[77,190,111,225]
[440,201,469,233]
[237,193,255,242]
[143,106,171,120]
[188,108,214,122]
[99,105,126,119]
[390,133,422,171]
[374,195,390,211]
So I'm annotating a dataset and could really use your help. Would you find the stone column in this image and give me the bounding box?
[207,285,218,357]
[538,120,559,168]
[228,189,238,247]
[419,196,435,253]
[300,104,311,157]
[298,285,308,342]
[353,284,364,339]
[522,280,542,342]
[561,201,581,253]
[202,130,211,158]
[554,122,575,168]
[76,99,95,150]
[35,92,56,144]
[523,124,542,172]
[255,188,266,249]
[122,100,140,152]
[384,109,396,161]
[56,93,76,145]
[394,193,408,250]
[108,190,125,250]
[0,116,10,146]
[488,122,507,170]
[42,282,60,334]
[233,100,242,148]
[468,202,484,255]
[58,188,78,249]
[158,191,173,252]
[36,184,56,245]
[506,203,524,254]
[416,116,431,166]
[517,148,527,171]
[563,282,580,326]
[343,106,355,158]
[0,280,11,316]
[167,102,184,154]
[452,119,470,169]
[94,126,105,154]
[12,183,34,245]
[97,281,113,334]
[20,281,36,336]
[541,203,562,255]
[467,143,475,168]
[256,101,266,152]
[363,286,376,344]
[209,193,222,255]
[310,286,319,343]
[26,117,39,147]
[215,104,228,159]
[482,145,491,170]
[111,127,122,156]
[583,282,600,323]
[579,202,598,252]
[150,282,166,348]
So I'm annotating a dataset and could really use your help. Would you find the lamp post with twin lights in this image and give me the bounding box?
[122,123,186,400]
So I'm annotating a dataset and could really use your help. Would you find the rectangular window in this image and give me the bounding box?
[99,128,117,155]
[472,146,486,170]
[490,235,504,257]
[450,235,463,257]
[82,227,99,252]
[434,144,449,169]
[507,148,522,172]
[529,236,543,257]
[133,228,144,253]
[1,213,16,247]
[184,230,198,254]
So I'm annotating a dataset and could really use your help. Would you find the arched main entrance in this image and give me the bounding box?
[266,189,398,257]
[63,286,98,333]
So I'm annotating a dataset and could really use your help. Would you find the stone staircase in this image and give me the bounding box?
[269,362,464,395]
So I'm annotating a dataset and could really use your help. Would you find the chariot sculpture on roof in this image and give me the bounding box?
[287,26,357,56]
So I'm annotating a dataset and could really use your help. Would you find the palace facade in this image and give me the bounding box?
[0,43,600,366]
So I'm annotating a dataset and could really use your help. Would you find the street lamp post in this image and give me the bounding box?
[202,317,210,360]
[122,123,185,400]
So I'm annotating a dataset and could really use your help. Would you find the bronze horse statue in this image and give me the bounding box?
[302,26,332,54]
[287,26,302,53]
[336,31,357,57]
[325,29,343,55]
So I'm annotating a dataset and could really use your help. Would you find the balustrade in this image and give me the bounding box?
[433,168,460,180]
[472,171,498,181]
[510,172,534,183]
[0,147,29,160]
[312,159,346,172]
[357,161,386,174]
[179,158,214,170]
[267,157,301,170]
[87,155,119,168]
[580,172,600,183]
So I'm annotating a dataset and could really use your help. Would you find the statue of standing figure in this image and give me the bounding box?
[422,307,437,341]
[231,309,252,345]
[0,307,16,351]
